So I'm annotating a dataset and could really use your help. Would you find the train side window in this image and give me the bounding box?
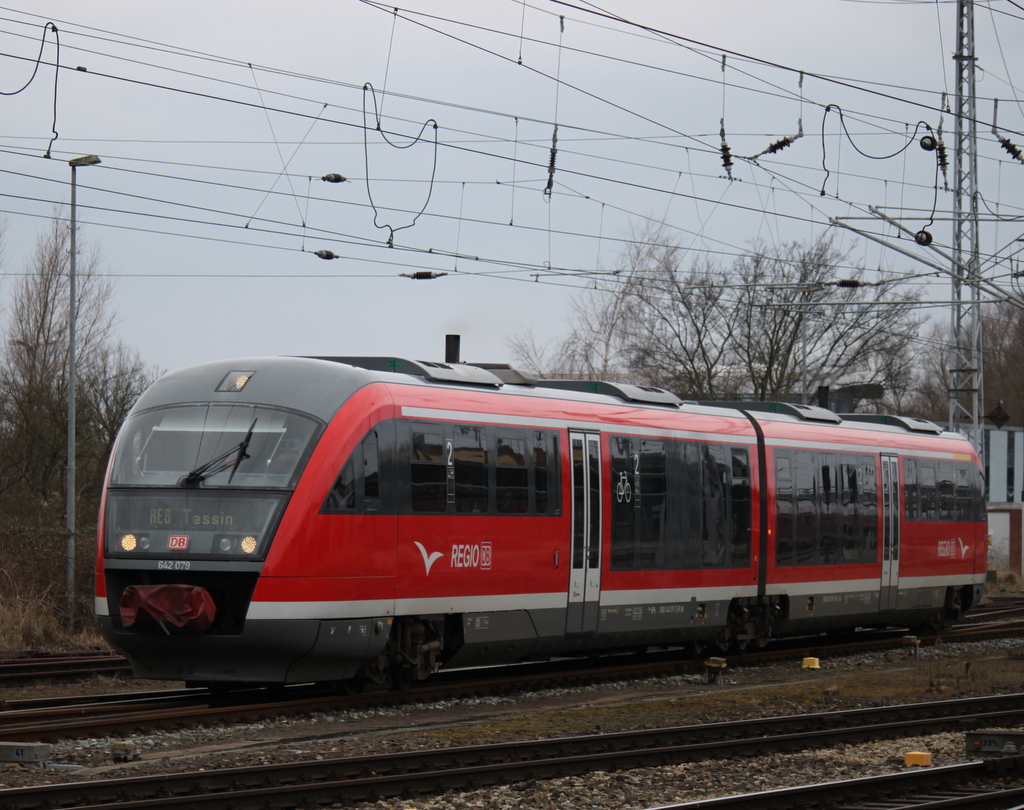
[701,444,729,568]
[730,447,751,567]
[795,451,817,565]
[918,461,937,521]
[973,465,986,522]
[323,458,356,512]
[454,425,489,513]
[903,458,919,521]
[609,436,637,570]
[363,430,380,503]
[859,457,878,563]
[774,452,794,566]
[411,424,447,512]
[496,431,528,513]
[548,433,561,515]
[533,431,550,514]
[954,463,973,521]
[820,453,839,563]
[636,439,667,569]
[937,461,954,520]
[839,455,861,562]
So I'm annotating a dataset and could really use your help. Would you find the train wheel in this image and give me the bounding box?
[392,667,416,691]
[945,588,963,625]
[335,677,364,695]
[208,682,234,702]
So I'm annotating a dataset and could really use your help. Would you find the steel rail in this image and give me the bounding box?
[0,652,130,682]
[4,695,1024,809]
[649,757,1024,809]
[1,619,1023,741]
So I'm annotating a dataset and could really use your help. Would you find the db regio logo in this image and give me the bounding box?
[451,542,492,570]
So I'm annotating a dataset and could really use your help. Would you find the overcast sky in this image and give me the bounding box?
[1,0,1022,375]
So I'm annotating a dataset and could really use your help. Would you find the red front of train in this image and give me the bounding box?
[95,356,988,686]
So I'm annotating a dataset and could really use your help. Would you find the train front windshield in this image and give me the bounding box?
[111,403,321,488]
[105,403,322,561]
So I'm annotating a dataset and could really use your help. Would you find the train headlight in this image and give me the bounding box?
[215,535,260,554]
[119,534,150,552]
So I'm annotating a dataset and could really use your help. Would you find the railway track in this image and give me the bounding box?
[0,603,1013,689]
[1,617,1022,741]
[0,652,130,683]
[3,693,1024,809]
[653,757,1024,809]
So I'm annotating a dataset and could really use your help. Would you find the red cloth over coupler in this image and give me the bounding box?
[119,584,216,632]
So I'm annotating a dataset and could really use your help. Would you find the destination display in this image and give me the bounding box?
[105,490,289,559]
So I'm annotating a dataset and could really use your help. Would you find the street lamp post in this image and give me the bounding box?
[67,154,100,631]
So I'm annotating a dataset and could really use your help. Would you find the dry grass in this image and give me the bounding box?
[0,511,104,653]
[0,597,110,654]
[989,571,1024,594]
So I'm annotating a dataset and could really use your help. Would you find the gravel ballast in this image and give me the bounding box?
[0,637,1022,809]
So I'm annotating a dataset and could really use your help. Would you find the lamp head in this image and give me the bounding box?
[69,155,101,167]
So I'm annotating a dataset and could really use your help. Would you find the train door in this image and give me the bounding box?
[567,431,602,634]
[880,455,900,611]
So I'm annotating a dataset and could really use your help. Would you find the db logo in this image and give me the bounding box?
[167,535,190,550]
[451,542,493,570]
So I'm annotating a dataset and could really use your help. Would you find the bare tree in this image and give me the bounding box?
[889,302,1024,427]
[617,240,739,398]
[506,280,635,380]
[520,230,925,406]
[507,268,636,380]
[976,301,1024,427]
[731,238,924,402]
[0,212,155,614]
[0,214,116,497]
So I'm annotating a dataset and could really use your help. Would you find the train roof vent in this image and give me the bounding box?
[534,379,682,407]
[313,357,503,387]
[468,363,538,385]
[700,401,842,423]
[839,413,944,434]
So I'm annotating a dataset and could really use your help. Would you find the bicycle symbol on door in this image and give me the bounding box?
[615,471,632,503]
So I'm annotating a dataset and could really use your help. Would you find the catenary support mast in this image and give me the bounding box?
[949,0,984,464]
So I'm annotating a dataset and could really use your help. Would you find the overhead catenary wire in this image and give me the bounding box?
[3,136,1016,301]
[4,2,1023,153]
[0,20,60,156]
[0,2,1019,313]
[2,7,1021,171]
[361,83,439,246]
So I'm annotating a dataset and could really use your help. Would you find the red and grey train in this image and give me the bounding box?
[95,355,988,686]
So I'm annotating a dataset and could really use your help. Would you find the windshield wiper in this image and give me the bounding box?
[178,418,258,488]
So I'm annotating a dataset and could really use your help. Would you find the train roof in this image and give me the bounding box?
[135,355,970,451]
[134,356,379,424]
